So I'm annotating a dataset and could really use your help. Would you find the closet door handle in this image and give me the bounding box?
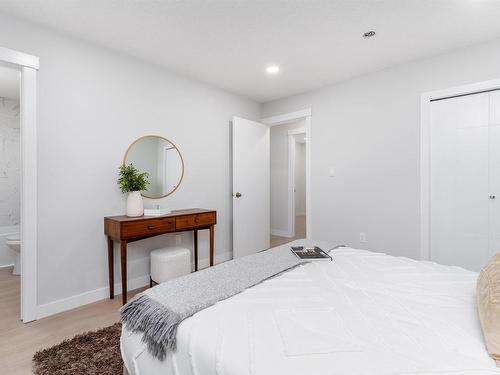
[489,195,496,200]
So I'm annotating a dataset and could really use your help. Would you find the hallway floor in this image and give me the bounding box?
[270,215,306,247]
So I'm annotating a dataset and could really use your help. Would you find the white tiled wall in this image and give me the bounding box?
[0,97,20,227]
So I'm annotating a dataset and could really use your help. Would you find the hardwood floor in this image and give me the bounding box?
[0,217,305,373]
[0,266,144,374]
[270,215,306,247]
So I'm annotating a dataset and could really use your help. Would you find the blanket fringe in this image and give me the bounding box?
[120,295,181,360]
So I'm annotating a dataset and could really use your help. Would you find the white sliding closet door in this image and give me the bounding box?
[430,92,491,271]
[489,91,500,259]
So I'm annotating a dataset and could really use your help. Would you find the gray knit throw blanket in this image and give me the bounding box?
[120,240,330,361]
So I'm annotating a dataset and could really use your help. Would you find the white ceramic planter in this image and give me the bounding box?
[126,191,144,217]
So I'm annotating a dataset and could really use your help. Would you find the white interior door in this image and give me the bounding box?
[430,93,490,271]
[232,117,270,258]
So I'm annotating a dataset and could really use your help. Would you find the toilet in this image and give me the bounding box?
[6,233,20,275]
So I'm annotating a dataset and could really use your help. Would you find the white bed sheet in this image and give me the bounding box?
[121,244,500,375]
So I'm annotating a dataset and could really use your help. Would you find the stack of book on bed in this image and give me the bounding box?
[290,246,332,261]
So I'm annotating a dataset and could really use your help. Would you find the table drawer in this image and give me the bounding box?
[176,212,216,229]
[121,217,175,239]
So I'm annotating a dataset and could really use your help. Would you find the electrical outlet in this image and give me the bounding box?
[359,232,367,243]
[175,234,182,245]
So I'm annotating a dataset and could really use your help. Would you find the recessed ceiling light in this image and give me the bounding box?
[266,65,280,74]
[363,30,376,38]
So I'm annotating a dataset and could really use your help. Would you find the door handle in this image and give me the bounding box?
[234,192,242,198]
[490,195,496,200]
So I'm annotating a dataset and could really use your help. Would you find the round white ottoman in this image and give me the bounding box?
[150,246,191,285]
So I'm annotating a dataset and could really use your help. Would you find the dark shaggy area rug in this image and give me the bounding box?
[32,323,123,375]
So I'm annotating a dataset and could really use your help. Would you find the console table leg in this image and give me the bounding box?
[209,225,214,266]
[193,229,198,271]
[107,236,114,299]
[120,240,128,305]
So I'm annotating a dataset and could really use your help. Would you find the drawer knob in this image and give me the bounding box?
[148,225,155,230]
[194,217,199,223]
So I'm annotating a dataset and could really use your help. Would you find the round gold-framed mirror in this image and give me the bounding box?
[123,135,184,199]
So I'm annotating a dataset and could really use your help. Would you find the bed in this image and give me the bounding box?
[121,242,500,375]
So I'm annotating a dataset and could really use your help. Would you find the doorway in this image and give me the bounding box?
[269,121,307,247]
[0,46,39,322]
[0,64,21,324]
[261,109,312,248]
[231,109,311,258]
[292,131,307,239]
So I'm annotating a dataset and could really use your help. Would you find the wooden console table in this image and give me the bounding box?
[104,208,217,304]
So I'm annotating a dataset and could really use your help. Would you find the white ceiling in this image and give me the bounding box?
[0,65,20,100]
[1,1,500,102]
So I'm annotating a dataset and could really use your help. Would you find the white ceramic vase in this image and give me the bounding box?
[126,191,144,217]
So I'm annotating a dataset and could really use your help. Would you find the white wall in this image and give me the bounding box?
[294,141,306,216]
[0,14,260,309]
[270,120,305,236]
[262,38,500,260]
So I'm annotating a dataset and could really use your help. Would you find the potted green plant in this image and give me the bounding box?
[118,163,150,217]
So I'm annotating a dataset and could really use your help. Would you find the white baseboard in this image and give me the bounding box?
[271,228,292,238]
[37,274,150,319]
[198,251,232,268]
[36,251,233,320]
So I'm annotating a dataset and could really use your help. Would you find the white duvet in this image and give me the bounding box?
[121,243,500,375]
